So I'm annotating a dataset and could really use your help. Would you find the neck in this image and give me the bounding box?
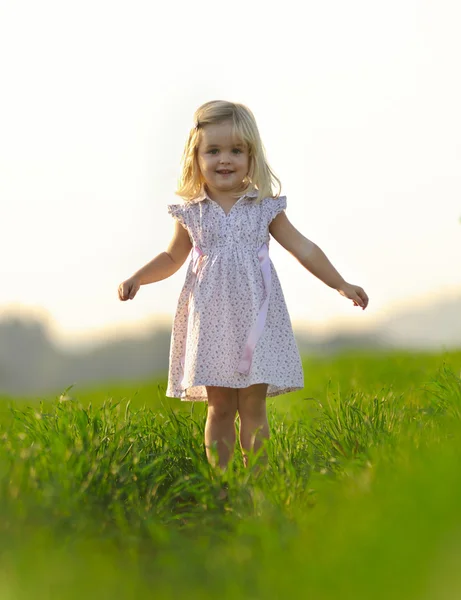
[204,183,248,204]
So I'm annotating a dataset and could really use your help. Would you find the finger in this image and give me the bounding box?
[355,294,365,308]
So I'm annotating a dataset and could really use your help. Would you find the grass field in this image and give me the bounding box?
[1,349,461,599]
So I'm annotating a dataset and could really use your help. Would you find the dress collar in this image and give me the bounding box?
[193,184,259,203]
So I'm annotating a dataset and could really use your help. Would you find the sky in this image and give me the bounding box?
[1,0,460,351]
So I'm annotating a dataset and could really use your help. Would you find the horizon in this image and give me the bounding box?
[2,282,460,353]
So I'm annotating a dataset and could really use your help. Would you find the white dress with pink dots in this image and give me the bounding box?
[165,188,304,401]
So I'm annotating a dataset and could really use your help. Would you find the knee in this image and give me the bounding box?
[206,387,238,423]
[208,403,237,423]
[238,397,267,422]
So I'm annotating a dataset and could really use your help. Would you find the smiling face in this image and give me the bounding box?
[196,120,250,199]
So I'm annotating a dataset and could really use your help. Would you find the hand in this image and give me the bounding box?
[118,276,141,301]
[337,282,369,310]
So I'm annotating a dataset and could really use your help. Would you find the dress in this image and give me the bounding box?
[165,187,304,401]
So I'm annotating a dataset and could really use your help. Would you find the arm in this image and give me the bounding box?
[269,212,344,289]
[269,212,368,309]
[118,221,192,301]
[134,221,192,285]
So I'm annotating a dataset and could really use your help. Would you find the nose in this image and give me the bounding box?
[219,153,231,164]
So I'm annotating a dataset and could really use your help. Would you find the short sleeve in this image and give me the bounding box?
[265,195,287,225]
[167,203,189,229]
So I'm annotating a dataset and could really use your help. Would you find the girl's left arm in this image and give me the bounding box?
[269,212,369,310]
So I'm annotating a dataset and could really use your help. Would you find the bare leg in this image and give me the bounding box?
[237,383,270,468]
[205,386,238,470]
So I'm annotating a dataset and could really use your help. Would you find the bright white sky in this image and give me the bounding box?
[1,0,460,350]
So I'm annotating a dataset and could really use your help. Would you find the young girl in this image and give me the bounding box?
[118,100,369,470]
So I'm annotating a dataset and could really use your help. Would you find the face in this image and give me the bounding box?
[196,120,250,197]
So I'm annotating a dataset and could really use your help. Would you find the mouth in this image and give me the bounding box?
[217,170,234,175]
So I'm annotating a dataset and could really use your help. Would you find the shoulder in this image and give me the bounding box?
[167,200,195,213]
[262,195,287,206]
[167,201,197,227]
[261,195,287,222]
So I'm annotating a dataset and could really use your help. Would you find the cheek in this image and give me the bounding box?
[199,155,214,171]
[240,156,250,171]
[197,156,207,173]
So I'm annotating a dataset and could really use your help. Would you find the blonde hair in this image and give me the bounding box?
[175,100,282,204]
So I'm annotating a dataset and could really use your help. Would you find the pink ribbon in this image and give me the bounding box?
[237,242,271,374]
[191,245,204,277]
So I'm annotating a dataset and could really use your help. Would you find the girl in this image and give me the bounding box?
[118,100,369,470]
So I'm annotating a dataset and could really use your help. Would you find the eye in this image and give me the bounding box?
[208,149,219,154]
[232,148,242,154]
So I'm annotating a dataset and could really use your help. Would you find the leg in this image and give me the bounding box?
[205,386,238,470]
[237,383,270,468]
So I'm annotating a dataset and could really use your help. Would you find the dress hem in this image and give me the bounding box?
[165,381,304,402]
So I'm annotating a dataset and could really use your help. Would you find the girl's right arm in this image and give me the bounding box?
[118,221,192,301]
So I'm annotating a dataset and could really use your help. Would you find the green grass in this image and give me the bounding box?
[1,349,461,599]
